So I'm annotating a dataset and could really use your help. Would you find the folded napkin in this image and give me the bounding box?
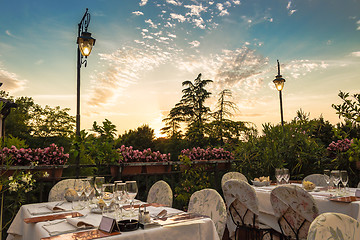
[27,202,71,215]
[43,215,99,236]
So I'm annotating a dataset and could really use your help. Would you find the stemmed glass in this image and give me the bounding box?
[283,168,290,184]
[125,181,138,217]
[102,183,115,216]
[94,177,105,198]
[83,177,94,207]
[331,170,341,195]
[324,169,331,191]
[72,180,85,210]
[340,170,348,194]
[114,182,126,220]
[275,168,283,185]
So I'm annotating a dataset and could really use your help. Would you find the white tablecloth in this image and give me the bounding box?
[7,202,219,240]
[255,184,360,232]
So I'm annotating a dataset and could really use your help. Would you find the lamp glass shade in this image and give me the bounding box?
[78,32,95,57]
[273,78,285,91]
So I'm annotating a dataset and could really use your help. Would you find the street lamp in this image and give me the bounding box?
[76,8,95,176]
[273,60,286,127]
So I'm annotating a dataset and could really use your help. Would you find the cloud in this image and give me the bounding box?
[5,30,15,37]
[132,11,144,16]
[0,64,27,92]
[86,47,172,111]
[232,0,241,5]
[286,1,297,15]
[166,0,182,6]
[350,51,360,57]
[357,20,360,30]
[283,60,328,79]
[184,4,207,16]
[189,40,200,48]
[139,0,148,6]
[216,3,229,16]
[168,33,177,38]
[170,13,187,22]
[145,19,158,28]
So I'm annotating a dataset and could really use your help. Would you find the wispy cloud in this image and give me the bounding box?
[170,13,187,22]
[350,51,360,57]
[5,30,16,38]
[166,0,182,6]
[132,11,144,16]
[0,64,27,92]
[139,0,148,6]
[283,59,328,79]
[286,1,297,15]
[189,40,200,48]
[145,19,158,28]
[184,4,207,16]
[357,20,360,30]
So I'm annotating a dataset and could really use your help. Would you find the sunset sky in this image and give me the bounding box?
[1,0,360,137]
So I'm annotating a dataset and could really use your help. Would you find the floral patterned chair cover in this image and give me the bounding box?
[146,180,173,207]
[188,188,227,239]
[48,179,86,202]
[271,185,319,240]
[357,181,360,188]
[221,172,248,188]
[307,212,360,240]
[303,174,328,187]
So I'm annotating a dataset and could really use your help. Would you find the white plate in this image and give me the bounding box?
[251,180,271,186]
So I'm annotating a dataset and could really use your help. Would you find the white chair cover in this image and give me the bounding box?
[147,180,173,207]
[307,212,360,240]
[222,179,260,240]
[48,179,85,202]
[188,188,227,239]
[221,172,247,188]
[271,184,319,240]
[303,174,328,187]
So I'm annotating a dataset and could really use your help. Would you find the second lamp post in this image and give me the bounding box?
[273,60,286,127]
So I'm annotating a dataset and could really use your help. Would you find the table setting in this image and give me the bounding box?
[7,179,219,240]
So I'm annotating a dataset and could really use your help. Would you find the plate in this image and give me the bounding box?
[251,180,271,186]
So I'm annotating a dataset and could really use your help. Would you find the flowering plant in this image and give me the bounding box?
[0,143,69,166]
[118,145,170,163]
[179,147,233,161]
[327,138,353,158]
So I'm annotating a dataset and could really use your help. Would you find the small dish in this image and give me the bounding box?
[118,220,139,232]
[251,180,271,186]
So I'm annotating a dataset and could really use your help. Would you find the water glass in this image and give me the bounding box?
[83,177,94,207]
[340,170,348,194]
[125,181,138,217]
[114,182,126,220]
[275,168,283,185]
[102,183,115,216]
[283,168,290,184]
[72,180,85,210]
[323,169,331,191]
[331,170,340,195]
[94,177,105,197]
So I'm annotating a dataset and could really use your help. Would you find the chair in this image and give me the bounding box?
[48,179,86,202]
[357,181,360,188]
[188,188,227,239]
[146,180,173,207]
[221,172,247,188]
[307,212,360,240]
[302,174,328,187]
[222,179,273,240]
[270,185,319,240]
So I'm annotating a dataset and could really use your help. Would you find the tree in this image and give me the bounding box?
[332,91,360,125]
[118,124,155,150]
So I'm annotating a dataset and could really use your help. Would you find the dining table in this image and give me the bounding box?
[6,200,220,240]
[254,183,360,232]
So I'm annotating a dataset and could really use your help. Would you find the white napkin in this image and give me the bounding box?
[27,202,71,215]
[42,215,99,236]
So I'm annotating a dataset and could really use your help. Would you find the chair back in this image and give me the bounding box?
[188,188,227,239]
[48,179,86,202]
[271,185,319,240]
[303,174,328,187]
[357,181,360,188]
[146,180,173,207]
[307,212,360,240]
[221,172,247,188]
[222,179,260,239]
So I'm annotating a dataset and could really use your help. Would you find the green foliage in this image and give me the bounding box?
[118,124,155,151]
[1,135,28,149]
[332,91,360,125]
[173,155,211,211]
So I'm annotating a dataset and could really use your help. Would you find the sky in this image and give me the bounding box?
[0,0,360,137]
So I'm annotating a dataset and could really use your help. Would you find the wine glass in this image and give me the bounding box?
[72,179,85,210]
[275,168,283,185]
[125,181,138,216]
[282,168,290,184]
[331,170,340,195]
[94,177,105,197]
[323,169,331,191]
[83,177,94,207]
[114,182,126,220]
[102,183,115,216]
[340,170,348,194]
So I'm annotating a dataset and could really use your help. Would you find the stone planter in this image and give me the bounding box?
[0,165,66,180]
[121,165,143,176]
[110,165,120,177]
[145,164,171,174]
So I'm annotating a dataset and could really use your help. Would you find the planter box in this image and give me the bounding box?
[145,165,171,174]
[0,165,66,180]
[121,165,143,176]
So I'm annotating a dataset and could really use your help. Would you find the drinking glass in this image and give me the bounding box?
[324,169,331,191]
[275,168,283,185]
[102,183,115,216]
[340,170,348,194]
[72,180,85,210]
[125,181,138,216]
[114,182,126,220]
[283,168,290,184]
[83,177,94,207]
[331,170,341,194]
[94,177,105,197]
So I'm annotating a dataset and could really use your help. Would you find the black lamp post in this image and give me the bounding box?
[76,8,95,176]
[273,60,286,127]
